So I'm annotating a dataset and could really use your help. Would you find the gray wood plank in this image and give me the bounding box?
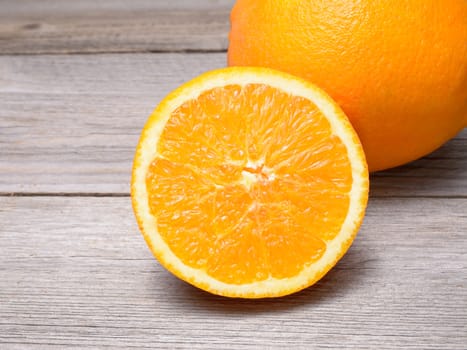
[0,196,466,349]
[0,0,235,54]
[0,53,466,196]
[0,53,226,194]
[370,133,467,198]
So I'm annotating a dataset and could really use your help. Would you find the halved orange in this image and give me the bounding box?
[131,67,369,298]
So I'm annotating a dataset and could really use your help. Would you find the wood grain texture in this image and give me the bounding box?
[0,196,466,349]
[1,53,466,196]
[0,0,234,54]
[2,1,465,349]
[0,53,226,194]
[370,133,467,197]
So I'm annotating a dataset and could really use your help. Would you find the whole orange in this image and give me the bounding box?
[228,0,467,171]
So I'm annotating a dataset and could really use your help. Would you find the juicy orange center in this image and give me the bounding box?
[146,84,352,284]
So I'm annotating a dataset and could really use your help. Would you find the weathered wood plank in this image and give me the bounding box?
[0,0,234,54]
[0,53,465,196]
[370,133,467,197]
[0,53,226,194]
[0,197,466,349]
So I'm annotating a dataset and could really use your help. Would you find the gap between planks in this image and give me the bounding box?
[0,49,228,57]
[1,193,467,199]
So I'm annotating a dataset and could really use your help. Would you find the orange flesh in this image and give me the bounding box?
[146,84,352,284]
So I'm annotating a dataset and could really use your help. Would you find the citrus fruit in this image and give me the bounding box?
[131,67,369,298]
[228,0,467,172]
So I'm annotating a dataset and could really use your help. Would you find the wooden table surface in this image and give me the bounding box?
[1,1,466,349]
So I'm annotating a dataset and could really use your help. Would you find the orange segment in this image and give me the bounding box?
[206,214,269,285]
[132,67,369,298]
[255,203,327,279]
[147,158,217,269]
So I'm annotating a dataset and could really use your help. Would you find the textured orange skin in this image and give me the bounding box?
[228,0,467,171]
